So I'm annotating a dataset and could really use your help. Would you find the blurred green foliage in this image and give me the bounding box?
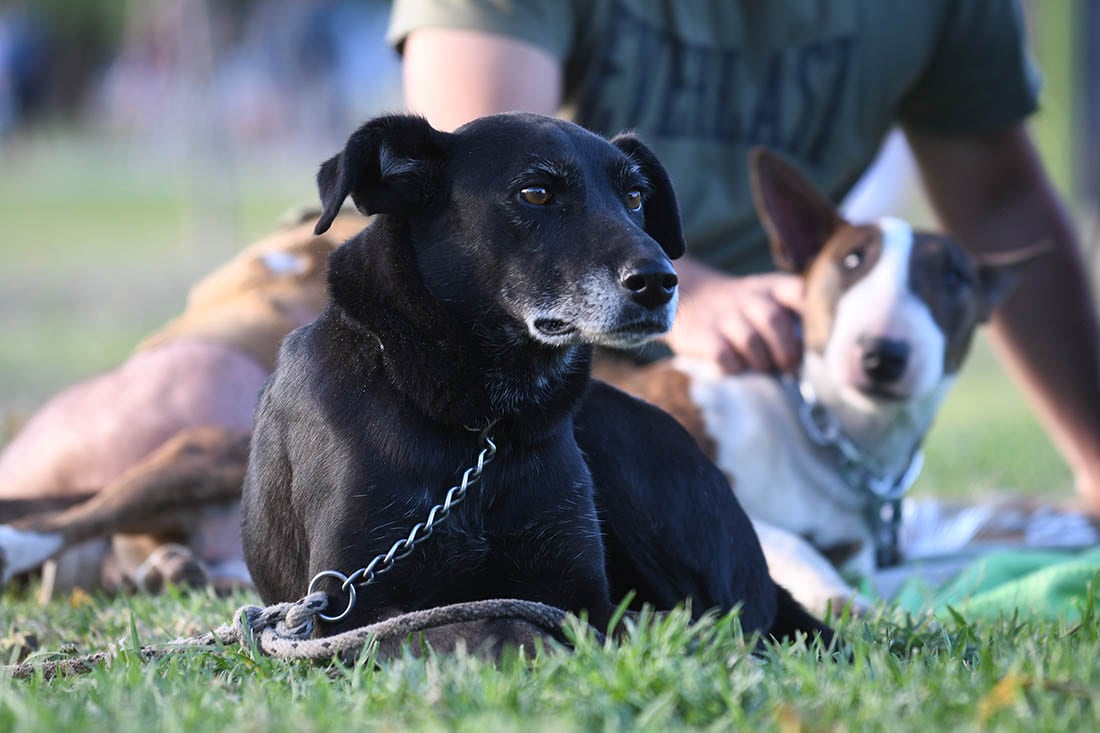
[30,0,129,43]
[1031,0,1076,204]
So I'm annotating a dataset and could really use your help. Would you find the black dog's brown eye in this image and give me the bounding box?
[625,190,642,211]
[520,187,552,206]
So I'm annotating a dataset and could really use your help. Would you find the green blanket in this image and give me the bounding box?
[890,546,1100,621]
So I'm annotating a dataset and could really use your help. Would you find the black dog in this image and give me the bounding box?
[241,113,832,644]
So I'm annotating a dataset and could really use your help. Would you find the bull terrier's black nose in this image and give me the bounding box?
[859,336,910,383]
[620,259,678,309]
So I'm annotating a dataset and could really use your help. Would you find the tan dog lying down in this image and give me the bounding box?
[0,212,366,593]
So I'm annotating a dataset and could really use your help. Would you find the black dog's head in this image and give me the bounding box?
[314,113,685,350]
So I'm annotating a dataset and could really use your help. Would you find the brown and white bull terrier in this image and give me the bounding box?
[597,148,1048,614]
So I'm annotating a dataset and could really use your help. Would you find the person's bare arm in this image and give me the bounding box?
[402,27,803,374]
[907,123,1100,511]
[402,28,561,131]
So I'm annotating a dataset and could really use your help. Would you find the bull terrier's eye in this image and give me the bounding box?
[519,187,552,206]
[625,190,642,211]
[842,248,864,270]
[942,265,970,289]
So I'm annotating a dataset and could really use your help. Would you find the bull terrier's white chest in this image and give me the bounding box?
[673,359,871,558]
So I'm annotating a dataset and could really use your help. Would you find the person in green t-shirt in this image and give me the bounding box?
[389,0,1100,513]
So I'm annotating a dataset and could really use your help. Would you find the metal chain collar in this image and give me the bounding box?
[782,376,924,567]
[308,422,499,623]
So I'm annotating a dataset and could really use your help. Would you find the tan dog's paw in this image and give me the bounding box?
[130,542,210,593]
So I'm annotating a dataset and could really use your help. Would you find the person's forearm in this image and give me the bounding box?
[909,125,1100,509]
[402,28,562,131]
[982,189,1100,508]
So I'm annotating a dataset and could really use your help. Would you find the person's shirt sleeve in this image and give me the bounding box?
[899,0,1041,134]
[387,0,575,62]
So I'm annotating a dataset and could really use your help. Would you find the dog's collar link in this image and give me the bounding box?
[308,420,499,623]
[783,376,923,568]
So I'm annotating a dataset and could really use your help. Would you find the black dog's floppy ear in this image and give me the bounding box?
[749,147,844,274]
[611,132,686,259]
[314,114,451,234]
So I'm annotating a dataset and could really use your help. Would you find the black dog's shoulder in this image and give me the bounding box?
[576,379,729,490]
[242,310,383,603]
[575,380,778,631]
[258,320,364,435]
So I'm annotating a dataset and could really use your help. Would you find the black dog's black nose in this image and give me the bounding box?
[620,259,678,309]
[859,336,910,383]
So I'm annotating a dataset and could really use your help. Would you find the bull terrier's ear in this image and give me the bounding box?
[974,240,1053,321]
[611,132,686,259]
[749,147,844,274]
[314,115,451,234]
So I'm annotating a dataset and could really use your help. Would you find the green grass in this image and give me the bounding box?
[2,586,1099,731]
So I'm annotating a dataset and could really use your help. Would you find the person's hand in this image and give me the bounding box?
[1072,464,1100,517]
[667,265,804,374]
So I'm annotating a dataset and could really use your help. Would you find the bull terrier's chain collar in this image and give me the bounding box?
[308,420,499,624]
[781,376,924,568]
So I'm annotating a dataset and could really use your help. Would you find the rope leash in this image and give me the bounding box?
[4,422,583,680]
[3,594,575,681]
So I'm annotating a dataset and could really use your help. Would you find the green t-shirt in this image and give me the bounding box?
[388,0,1040,274]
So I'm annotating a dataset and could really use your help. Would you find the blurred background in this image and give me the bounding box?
[0,0,400,417]
[0,0,1097,499]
